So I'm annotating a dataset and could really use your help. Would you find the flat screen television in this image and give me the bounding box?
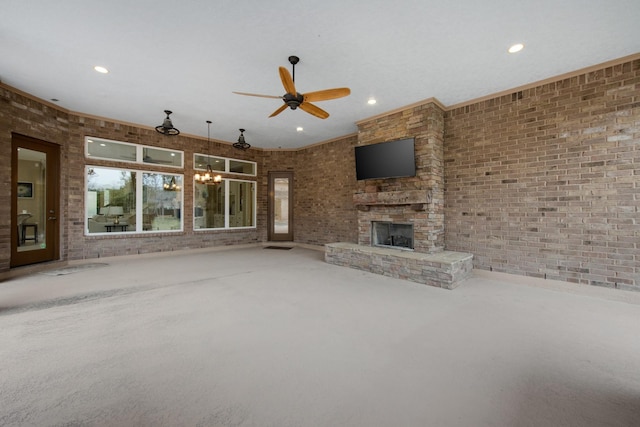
[355,138,416,180]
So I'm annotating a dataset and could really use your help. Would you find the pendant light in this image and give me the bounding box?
[195,120,222,184]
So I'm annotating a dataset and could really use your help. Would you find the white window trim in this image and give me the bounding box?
[193,153,257,176]
[85,136,184,168]
[85,165,184,235]
[194,178,257,231]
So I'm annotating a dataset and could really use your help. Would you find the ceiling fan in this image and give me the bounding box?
[233,56,350,119]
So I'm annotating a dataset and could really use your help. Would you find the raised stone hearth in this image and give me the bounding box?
[325,242,473,290]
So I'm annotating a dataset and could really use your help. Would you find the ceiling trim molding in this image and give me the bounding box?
[291,132,359,152]
[1,82,70,113]
[446,52,640,111]
[355,97,446,126]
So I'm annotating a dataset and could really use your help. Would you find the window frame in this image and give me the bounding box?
[85,166,184,235]
[193,178,256,231]
[85,136,184,168]
[193,153,257,176]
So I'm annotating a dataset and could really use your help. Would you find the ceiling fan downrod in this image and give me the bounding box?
[288,55,299,82]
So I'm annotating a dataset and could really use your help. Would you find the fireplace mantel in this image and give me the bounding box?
[353,190,432,211]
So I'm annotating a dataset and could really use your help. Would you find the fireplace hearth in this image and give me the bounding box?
[372,221,413,250]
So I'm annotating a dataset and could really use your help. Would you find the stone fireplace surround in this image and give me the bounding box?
[325,100,473,289]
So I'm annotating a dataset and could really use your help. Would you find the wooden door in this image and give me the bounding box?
[11,133,60,267]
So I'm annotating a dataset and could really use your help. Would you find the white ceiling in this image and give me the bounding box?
[2,0,639,150]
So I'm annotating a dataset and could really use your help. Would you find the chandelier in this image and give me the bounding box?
[163,176,180,191]
[195,120,222,184]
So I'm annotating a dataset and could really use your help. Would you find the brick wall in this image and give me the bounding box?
[0,85,263,271]
[292,135,359,245]
[444,59,640,290]
[0,87,71,270]
[65,114,262,260]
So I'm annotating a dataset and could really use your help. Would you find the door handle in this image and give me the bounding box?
[48,216,57,220]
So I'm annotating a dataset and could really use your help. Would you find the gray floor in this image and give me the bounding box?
[1,245,639,427]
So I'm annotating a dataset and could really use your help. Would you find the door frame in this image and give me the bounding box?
[267,171,293,242]
[11,133,60,267]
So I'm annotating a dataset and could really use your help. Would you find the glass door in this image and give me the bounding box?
[268,171,293,241]
[11,133,60,267]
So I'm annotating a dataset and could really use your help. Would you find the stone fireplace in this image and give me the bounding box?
[325,100,473,289]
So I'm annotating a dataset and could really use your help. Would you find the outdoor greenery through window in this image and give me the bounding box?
[86,167,183,234]
[194,180,255,229]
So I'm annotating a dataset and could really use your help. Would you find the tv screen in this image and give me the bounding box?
[355,138,416,180]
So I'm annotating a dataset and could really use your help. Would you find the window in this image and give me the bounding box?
[194,155,225,172]
[86,167,183,234]
[194,154,256,176]
[86,137,183,168]
[194,179,255,229]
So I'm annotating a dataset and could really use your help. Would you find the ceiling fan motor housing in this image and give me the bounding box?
[284,92,304,109]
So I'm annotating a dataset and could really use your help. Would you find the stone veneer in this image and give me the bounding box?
[326,242,473,289]
[354,101,446,253]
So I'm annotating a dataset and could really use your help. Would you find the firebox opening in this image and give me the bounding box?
[372,221,414,250]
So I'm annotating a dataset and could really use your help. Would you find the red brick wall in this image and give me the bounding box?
[444,59,640,290]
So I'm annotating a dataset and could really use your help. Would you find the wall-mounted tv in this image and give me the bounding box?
[355,138,416,180]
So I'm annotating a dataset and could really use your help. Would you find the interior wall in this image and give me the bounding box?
[444,58,640,290]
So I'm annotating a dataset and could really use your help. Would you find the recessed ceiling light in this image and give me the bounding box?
[100,143,106,147]
[508,43,524,53]
[368,98,377,105]
[296,127,304,132]
[94,66,109,74]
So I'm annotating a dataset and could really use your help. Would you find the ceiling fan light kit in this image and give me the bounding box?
[155,110,180,136]
[233,56,351,119]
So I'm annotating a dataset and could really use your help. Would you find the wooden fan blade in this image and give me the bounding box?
[232,91,283,99]
[299,102,329,119]
[278,66,297,95]
[303,88,351,102]
[269,104,288,118]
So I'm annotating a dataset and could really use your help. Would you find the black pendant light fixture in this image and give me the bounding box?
[233,128,250,150]
[195,120,222,184]
[155,110,180,136]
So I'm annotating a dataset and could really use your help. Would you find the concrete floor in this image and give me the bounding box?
[1,245,639,427]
